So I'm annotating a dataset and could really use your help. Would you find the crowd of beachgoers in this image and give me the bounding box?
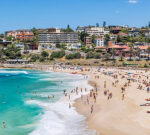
[2,64,150,135]
[41,65,150,135]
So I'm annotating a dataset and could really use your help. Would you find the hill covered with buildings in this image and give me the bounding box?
[1,23,150,67]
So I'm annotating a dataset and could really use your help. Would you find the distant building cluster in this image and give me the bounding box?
[6,30,34,41]
[38,28,79,51]
[1,23,150,59]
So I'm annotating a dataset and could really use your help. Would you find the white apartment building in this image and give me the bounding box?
[85,27,104,36]
[94,38,104,47]
[76,26,86,33]
[104,29,110,35]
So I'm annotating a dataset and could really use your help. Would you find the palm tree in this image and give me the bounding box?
[136,48,141,61]
[129,46,134,61]
[111,48,116,60]
[129,43,134,61]
[119,52,124,61]
[147,47,150,60]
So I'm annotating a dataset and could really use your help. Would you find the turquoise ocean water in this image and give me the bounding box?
[0,69,96,135]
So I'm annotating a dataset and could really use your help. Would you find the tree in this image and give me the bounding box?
[94,53,101,59]
[50,50,65,60]
[30,54,40,62]
[66,52,81,60]
[4,44,21,59]
[103,53,111,61]
[103,21,106,28]
[147,47,150,60]
[31,27,39,44]
[120,55,124,61]
[66,54,74,59]
[96,23,99,27]
[41,51,49,58]
[63,25,74,32]
[31,27,38,35]
[61,43,67,50]
[5,36,12,41]
[0,34,4,38]
[111,48,116,60]
[129,46,134,61]
[86,51,94,59]
[74,52,81,59]
[39,57,45,62]
[149,22,150,28]
[104,34,110,47]
[79,31,89,42]
[136,48,141,61]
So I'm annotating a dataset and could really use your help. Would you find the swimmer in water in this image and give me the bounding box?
[3,122,6,128]
[69,103,71,108]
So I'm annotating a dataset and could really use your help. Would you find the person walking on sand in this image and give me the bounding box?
[147,87,150,93]
[93,94,96,103]
[104,81,106,88]
[122,94,125,100]
[91,105,94,114]
[109,92,112,99]
[104,90,107,96]
[87,96,89,104]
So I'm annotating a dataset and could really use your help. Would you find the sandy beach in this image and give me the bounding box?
[49,65,150,135]
[73,68,150,135]
[2,64,150,135]
[39,64,150,135]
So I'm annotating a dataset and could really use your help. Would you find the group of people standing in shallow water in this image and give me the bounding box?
[58,65,150,115]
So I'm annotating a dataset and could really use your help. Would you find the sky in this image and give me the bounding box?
[0,0,150,33]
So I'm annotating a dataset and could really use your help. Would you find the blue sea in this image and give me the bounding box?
[0,69,96,135]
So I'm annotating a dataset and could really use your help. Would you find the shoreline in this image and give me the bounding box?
[0,68,96,135]
[74,68,150,135]
[1,64,150,135]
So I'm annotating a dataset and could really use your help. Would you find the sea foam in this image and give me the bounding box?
[28,77,97,135]
[0,70,28,74]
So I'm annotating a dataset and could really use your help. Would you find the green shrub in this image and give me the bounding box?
[86,51,94,59]
[30,54,40,62]
[50,50,65,60]
[66,52,81,59]
[74,52,81,59]
[41,51,49,58]
[94,53,101,59]
[144,63,148,68]
[39,57,45,62]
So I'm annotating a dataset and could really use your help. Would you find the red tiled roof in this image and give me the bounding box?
[112,28,121,30]
[118,32,128,36]
[108,45,125,49]
[138,46,148,50]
